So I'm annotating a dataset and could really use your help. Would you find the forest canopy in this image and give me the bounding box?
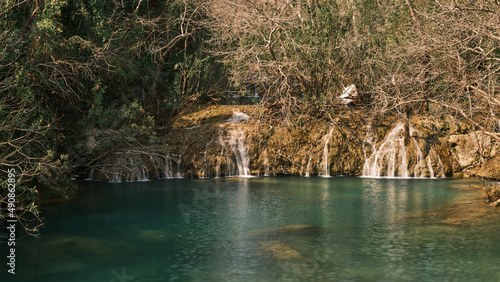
[1,0,500,235]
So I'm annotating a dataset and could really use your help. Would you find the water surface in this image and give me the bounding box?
[2,177,500,281]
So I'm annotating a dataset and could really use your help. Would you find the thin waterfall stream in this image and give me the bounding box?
[320,127,335,177]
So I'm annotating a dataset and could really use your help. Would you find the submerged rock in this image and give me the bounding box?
[258,240,303,260]
[408,196,500,226]
[247,225,322,239]
[42,235,111,256]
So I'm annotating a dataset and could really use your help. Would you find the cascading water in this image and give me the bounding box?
[263,149,270,176]
[227,128,251,177]
[87,168,95,180]
[87,111,254,181]
[216,134,226,177]
[226,111,251,123]
[410,127,446,178]
[213,111,252,177]
[431,149,446,178]
[199,137,215,179]
[320,127,335,177]
[411,130,426,178]
[305,154,312,177]
[363,123,446,178]
[109,151,150,182]
[164,155,173,179]
[426,154,435,178]
[363,123,409,177]
[175,154,183,178]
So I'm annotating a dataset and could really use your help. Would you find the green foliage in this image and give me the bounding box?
[1,0,223,236]
[76,99,158,156]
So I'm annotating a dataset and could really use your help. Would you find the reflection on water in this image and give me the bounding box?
[1,177,500,281]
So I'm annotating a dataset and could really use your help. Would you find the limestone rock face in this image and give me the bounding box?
[85,105,499,180]
[472,155,500,180]
[447,131,498,168]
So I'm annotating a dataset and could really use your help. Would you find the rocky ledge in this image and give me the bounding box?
[85,105,500,182]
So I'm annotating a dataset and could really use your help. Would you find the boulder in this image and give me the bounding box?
[338,84,360,105]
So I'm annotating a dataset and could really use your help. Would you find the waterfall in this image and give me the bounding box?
[263,149,270,176]
[218,130,237,176]
[107,151,150,182]
[411,135,426,178]
[411,127,445,178]
[214,111,252,177]
[426,155,435,178]
[227,128,251,177]
[88,150,190,182]
[164,154,174,179]
[305,154,312,177]
[163,153,185,179]
[362,123,409,178]
[200,138,214,179]
[363,123,446,178]
[216,134,225,177]
[201,147,209,179]
[140,166,148,181]
[431,149,446,178]
[87,168,95,180]
[320,127,335,177]
[175,154,182,178]
[92,133,251,179]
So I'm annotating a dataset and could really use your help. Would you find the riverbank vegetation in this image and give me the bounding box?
[2,0,500,235]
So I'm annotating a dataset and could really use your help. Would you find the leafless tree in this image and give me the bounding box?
[205,0,364,118]
[366,0,500,140]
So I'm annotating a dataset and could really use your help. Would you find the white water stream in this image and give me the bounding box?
[109,151,150,182]
[227,127,251,177]
[305,154,312,177]
[320,127,335,177]
[363,123,445,178]
[217,111,252,177]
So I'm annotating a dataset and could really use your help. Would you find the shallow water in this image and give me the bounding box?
[2,177,500,281]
